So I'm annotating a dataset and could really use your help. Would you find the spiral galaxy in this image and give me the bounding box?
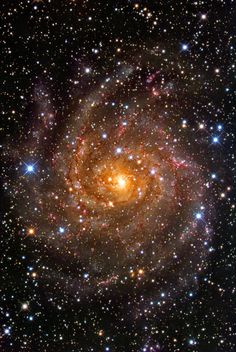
[2,1,235,351]
[15,63,212,304]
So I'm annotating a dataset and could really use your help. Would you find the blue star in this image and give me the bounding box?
[188,338,197,346]
[27,165,34,172]
[181,43,189,52]
[23,161,38,175]
[4,327,11,335]
[212,136,219,144]
[116,147,122,154]
[59,227,65,234]
[196,212,202,220]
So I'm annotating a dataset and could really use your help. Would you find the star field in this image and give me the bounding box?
[1,1,236,351]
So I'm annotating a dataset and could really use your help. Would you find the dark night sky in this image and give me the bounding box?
[1,1,236,351]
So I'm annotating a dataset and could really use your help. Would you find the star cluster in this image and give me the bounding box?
[1,1,236,351]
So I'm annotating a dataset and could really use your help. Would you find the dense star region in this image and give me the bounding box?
[1,1,236,351]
